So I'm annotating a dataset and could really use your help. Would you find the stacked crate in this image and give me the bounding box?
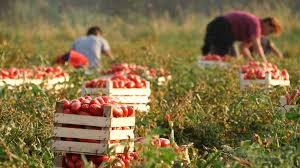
[52,102,135,168]
[81,80,151,112]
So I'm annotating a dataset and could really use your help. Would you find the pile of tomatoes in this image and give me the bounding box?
[63,96,135,117]
[85,73,148,89]
[63,152,139,168]
[102,63,170,79]
[201,54,231,62]
[285,89,300,105]
[62,96,134,144]
[240,61,289,80]
[0,66,67,80]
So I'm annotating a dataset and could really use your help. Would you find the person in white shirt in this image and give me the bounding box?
[72,26,114,69]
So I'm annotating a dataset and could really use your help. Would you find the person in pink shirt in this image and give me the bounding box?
[202,11,282,62]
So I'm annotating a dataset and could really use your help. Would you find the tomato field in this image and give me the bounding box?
[1,1,300,168]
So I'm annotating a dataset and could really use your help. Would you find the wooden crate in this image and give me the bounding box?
[198,60,230,68]
[0,76,69,89]
[239,72,290,90]
[53,102,135,167]
[81,80,151,112]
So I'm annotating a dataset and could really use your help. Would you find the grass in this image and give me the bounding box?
[1,1,300,167]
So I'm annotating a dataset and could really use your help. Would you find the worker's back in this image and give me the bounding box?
[72,35,110,69]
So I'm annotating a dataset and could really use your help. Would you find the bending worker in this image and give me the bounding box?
[202,11,282,62]
[71,26,114,69]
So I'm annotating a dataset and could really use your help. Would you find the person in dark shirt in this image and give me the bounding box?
[202,11,282,62]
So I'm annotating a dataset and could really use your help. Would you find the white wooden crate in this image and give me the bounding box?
[239,72,290,90]
[81,80,151,112]
[198,60,230,68]
[0,76,69,90]
[52,102,135,167]
[279,96,299,112]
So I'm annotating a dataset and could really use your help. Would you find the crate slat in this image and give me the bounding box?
[54,127,134,140]
[82,81,151,96]
[54,113,109,127]
[107,88,150,96]
[240,73,290,90]
[114,96,150,104]
[53,140,107,154]
[54,113,135,127]
[82,87,151,96]
[110,117,136,127]
[110,130,135,140]
[52,140,134,154]
[54,127,109,140]
[198,60,230,68]
[0,76,69,89]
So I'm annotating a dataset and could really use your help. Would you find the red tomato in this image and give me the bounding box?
[160,138,171,147]
[112,74,127,81]
[272,70,280,80]
[281,69,289,80]
[113,106,123,117]
[71,99,80,104]
[135,82,143,88]
[63,100,71,109]
[127,106,135,116]
[81,104,90,112]
[75,159,83,168]
[84,96,92,100]
[45,67,54,73]
[164,114,171,122]
[66,160,75,168]
[96,97,105,104]
[102,96,111,103]
[89,80,97,88]
[120,106,128,117]
[89,104,103,116]
[99,155,109,162]
[64,109,72,114]
[71,101,81,114]
[90,99,100,105]
[118,80,125,88]
[131,152,139,160]
[125,81,135,88]
[113,80,119,88]
[255,70,266,79]
[78,97,85,102]
[141,79,147,87]
[81,99,91,104]
[71,154,80,162]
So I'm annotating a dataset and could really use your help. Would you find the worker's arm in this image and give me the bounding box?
[251,36,267,62]
[240,42,254,60]
[269,42,283,58]
[103,50,114,60]
[101,38,114,60]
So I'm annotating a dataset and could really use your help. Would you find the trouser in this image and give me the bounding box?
[202,16,235,56]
